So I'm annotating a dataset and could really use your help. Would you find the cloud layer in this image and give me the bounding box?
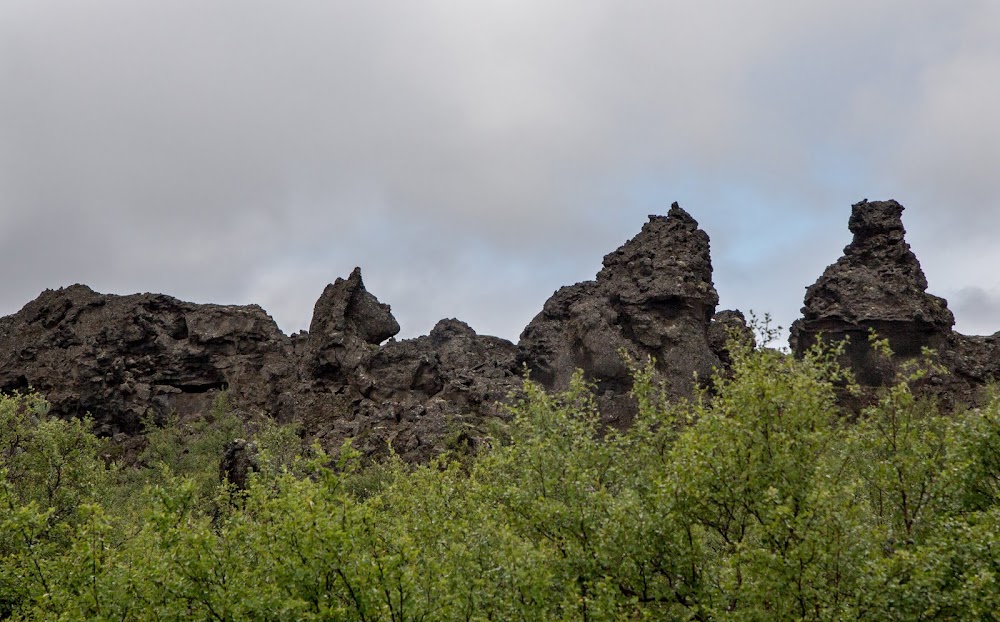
[2,1,998,340]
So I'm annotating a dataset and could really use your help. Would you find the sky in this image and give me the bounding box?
[2,1,999,344]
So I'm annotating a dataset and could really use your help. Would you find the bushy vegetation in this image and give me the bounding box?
[3,337,1000,620]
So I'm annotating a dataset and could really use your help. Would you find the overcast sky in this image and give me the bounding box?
[2,1,999,343]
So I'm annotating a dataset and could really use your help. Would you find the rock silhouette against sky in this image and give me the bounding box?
[2,199,998,461]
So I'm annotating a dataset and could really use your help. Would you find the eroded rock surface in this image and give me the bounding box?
[790,199,1000,407]
[0,284,294,436]
[7,197,999,465]
[0,270,520,463]
[790,200,955,385]
[220,439,260,490]
[518,203,746,425]
[307,267,400,380]
[307,318,520,460]
[36,198,1000,463]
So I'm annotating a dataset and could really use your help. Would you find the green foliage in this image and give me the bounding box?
[5,336,1000,619]
[0,392,111,617]
[138,393,244,494]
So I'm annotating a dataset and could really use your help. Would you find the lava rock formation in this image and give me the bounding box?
[790,199,1000,408]
[518,203,747,426]
[3,198,998,462]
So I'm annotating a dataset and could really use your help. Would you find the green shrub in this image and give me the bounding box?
[7,335,1000,619]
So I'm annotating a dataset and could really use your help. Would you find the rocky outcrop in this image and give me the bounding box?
[0,270,520,463]
[0,284,295,436]
[307,267,400,381]
[288,269,521,461]
[38,197,1000,463]
[307,318,520,460]
[0,202,749,460]
[790,199,954,385]
[518,203,747,426]
[790,199,1000,407]
[220,439,260,490]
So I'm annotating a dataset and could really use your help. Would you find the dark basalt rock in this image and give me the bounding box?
[309,318,520,461]
[790,199,1000,408]
[0,270,521,463]
[708,310,755,368]
[44,200,982,463]
[308,267,400,380]
[518,203,747,426]
[0,284,295,437]
[9,196,1000,464]
[790,199,955,385]
[220,439,260,490]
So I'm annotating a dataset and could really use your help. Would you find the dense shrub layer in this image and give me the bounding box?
[3,339,1000,620]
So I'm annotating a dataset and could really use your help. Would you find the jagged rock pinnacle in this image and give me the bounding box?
[790,199,954,386]
[666,201,698,225]
[796,199,952,328]
[309,267,400,345]
[519,202,743,425]
[597,202,718,308]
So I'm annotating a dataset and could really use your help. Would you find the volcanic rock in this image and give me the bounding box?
[306,318,520,460]
[307,267,401,381]
[518,203,746,425]
[0,204,752,462]
[708,309,756,368]
[0,284,295,436]
[789,198,1000,408]
[0,271,521,462]
[790,199,955,385]
[220,438,260,490]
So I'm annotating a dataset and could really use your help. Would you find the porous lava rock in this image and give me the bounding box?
[307,267,400,380]
[518,203,746,425]
[790,199,1000,408]
[0,284,295,436]
[0,204,751,462]
[220,439,260,490]
[0,269,520,463]
[790,199,955,385]
[305,318,520,460]
[12,197,1000,464]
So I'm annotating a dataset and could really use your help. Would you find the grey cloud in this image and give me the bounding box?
[950,286,1000,336]
[2,1,998,340]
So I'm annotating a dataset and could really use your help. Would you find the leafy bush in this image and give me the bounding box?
[4,337,1000,619]
[0,392,110,617]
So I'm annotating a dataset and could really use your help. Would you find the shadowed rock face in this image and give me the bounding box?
[307,267,401,381]
[7,197,1000,463]
[518,203,745,426]
[0,273,521,462]
[0,284,294,436]
[220,439,260,490]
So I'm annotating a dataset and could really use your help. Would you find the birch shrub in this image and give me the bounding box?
[3,336,1000,620]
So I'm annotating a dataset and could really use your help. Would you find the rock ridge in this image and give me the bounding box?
[0,202,746,460]
[3,198,999,462]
